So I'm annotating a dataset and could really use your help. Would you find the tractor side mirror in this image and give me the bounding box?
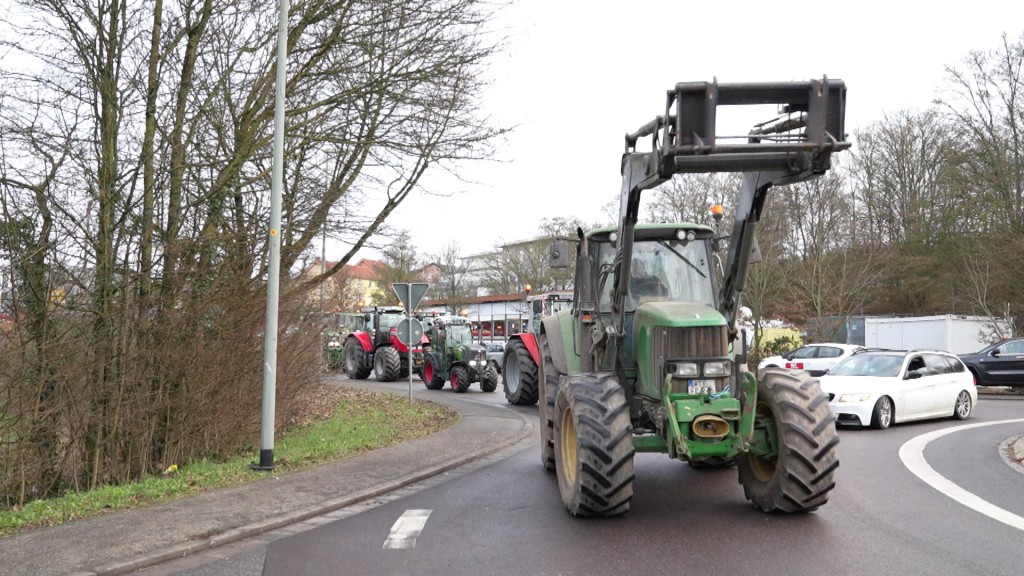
[749,236,763,265]
[550,240,569,269]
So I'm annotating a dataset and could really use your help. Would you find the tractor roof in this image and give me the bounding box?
[587,222,714,242]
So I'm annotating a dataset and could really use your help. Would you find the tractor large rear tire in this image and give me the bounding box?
[422,354,445,390]
[553,373,635,517]
[737,369,839,513]
[539,333,559,472]
[375,347,402,382]
[344,338,372,380]
[480,365,499,392]
[450,365,471,393]
[503,340,539,406]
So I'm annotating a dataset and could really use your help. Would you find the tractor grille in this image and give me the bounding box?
[651,325,730,394]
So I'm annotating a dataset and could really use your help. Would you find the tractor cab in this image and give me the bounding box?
[582,224,729,400]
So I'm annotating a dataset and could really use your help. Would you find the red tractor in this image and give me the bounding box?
[501,291,573,405]
[343,306,425,382]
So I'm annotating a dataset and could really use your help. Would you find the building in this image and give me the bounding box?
[421,293,530,342]
[300,258,441,312]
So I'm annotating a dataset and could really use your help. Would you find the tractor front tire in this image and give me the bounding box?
[553,373,635,517]
[343,338,372,380]
[375,347,402,382]
[503,340,539,405]
[539,333,560,472]
[737,369,839,513]
[422,355,445,390]
[450,365,471,393]
[480,365,499,392]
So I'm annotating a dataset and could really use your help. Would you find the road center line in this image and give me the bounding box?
[899,419,1024,532]
[383,509,432,550]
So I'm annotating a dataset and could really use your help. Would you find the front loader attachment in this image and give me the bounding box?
[624,78,848,177]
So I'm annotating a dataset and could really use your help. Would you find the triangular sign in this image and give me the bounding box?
[392,283,430,313]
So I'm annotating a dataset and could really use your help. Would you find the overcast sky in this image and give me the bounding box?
[352,0,1024,264]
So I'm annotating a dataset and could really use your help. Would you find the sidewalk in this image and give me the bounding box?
[0,383,534,576]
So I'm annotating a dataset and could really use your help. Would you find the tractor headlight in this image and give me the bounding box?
[667,362,700,378]
[837,393,872,403]
[703,361,731,377]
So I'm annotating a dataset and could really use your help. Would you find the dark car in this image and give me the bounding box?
[958,337,1024,387]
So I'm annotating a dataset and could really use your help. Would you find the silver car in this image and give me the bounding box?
[485,342,505,373]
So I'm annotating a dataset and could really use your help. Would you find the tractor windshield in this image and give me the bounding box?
[597,238,716,312]
[447,325,472,345]
[378,313,403,331]
[546,298,572,316]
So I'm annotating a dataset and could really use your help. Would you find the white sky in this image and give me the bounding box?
[355,0,1024,264]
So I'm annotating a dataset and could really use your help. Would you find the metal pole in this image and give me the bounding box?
[254,0,289,472]
[408,283,413,404]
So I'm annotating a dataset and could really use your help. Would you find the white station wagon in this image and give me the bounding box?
[819,349,976,429]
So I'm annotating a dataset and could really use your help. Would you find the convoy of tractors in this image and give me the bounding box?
[326,77,849,519]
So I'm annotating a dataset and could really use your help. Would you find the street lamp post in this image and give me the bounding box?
[254,0,291,472]
[523,283,532,334]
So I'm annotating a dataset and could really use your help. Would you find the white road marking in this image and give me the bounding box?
[383,509,432,550]
[899,418,1024,532]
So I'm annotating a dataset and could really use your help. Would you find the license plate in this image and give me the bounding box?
[688,379,715,395]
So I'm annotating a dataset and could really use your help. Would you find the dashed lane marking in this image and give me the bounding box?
[899,419,1024,533]
[383,509,432,550]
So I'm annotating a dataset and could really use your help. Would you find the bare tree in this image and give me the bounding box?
[645,173,740,224]
[939,32,1024,324]
[431,242,472,314]
[0,0,507,502]
[374,230,421,306]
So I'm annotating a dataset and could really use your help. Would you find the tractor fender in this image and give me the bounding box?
[389,330,411,353]
[540,315,569,376]
[512,333,541,366]
[349,332,373,352]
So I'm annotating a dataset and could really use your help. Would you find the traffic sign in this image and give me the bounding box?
[392,283,429,313]
[396,318,424,346]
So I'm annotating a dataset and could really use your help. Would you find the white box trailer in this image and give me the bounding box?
[864,315,1013,354]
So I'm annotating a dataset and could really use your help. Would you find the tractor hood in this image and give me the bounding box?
[633,301,727,333]
[630,301,730,399]
[453,342,487,362]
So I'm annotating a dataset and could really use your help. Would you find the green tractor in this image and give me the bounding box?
[541,79,848,517]
[324,312,366,371]
[421,316,499,393]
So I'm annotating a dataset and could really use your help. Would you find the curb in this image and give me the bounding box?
[86,388,534,576]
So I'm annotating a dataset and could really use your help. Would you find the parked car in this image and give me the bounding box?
[757,343,866,377]
[485,341,505,373]
[818,349,976,429]
[958,337,1024,387]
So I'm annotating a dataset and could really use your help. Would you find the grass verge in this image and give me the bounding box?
[0,386,458,536]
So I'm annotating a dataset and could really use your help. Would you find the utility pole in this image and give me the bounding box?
[254,0,290,472]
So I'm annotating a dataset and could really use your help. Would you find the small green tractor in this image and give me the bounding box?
[324,312,366,370]
[541,78,848,517]
[422,316,499,393]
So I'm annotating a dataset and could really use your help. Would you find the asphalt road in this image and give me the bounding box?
[135,379,1024,576]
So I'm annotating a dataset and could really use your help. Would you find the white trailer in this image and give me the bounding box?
[864,315,1013,354]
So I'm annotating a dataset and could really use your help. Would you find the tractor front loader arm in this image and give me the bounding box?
[610,78,850,355]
